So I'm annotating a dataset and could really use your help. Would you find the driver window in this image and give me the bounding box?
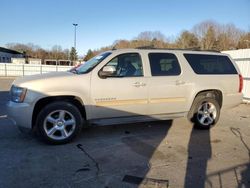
[105,53,143,77]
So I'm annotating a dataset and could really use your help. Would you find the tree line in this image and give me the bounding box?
[84,20,250,60]
[6,43,78,62]
[6,20,250,62]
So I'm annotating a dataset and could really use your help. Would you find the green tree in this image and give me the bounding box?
[84,49,94,61]
[70,47,78,61]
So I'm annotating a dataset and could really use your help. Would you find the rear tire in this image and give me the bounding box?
[188,95,220,129]
[36,101,83,144]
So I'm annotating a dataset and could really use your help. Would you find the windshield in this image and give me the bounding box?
[74,52,112,74]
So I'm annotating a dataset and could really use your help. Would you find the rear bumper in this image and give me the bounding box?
[6,101,33,130]
[222,93,243,109]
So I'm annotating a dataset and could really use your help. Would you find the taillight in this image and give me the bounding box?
[239,74,243,93]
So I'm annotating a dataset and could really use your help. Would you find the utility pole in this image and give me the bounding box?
[73,23,78,50]
[72,23,78,63]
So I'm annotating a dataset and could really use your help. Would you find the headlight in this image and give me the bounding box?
[10,85,27,103]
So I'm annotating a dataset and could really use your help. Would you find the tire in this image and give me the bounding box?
[36,101,83,144]
[188,95,220,129]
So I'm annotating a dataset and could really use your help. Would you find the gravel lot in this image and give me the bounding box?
[0,77,249,188]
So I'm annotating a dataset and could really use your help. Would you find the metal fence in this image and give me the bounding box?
[0,63,73,77]
[223,49,250,101]
[234,58,250,101]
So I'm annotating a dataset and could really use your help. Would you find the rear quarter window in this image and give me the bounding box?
[184,54,237,74]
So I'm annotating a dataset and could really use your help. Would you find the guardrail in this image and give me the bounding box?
[0,63,73,77]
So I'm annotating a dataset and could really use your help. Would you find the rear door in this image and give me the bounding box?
[147,52,190,115]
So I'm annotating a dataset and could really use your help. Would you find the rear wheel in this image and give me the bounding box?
[189,95,220,129]
[36,101,83,144]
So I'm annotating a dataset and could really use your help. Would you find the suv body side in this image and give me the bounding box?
[88,50,193,121]
[7,49,243,131]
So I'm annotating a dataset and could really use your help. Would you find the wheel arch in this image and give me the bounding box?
[192,89,223,108]
[188,89,223,119]
[32,96,86,129]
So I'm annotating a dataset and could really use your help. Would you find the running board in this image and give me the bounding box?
[89,112,186,126]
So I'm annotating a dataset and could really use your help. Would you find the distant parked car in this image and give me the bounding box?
[7,48,243,144]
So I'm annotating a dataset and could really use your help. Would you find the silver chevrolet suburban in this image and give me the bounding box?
[7,49,243,144]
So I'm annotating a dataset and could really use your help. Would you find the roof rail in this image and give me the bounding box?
[135,46,221,53]
[136,45,155,49]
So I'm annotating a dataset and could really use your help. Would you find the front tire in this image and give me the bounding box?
[36,101,83,144]
[189,95,220,129]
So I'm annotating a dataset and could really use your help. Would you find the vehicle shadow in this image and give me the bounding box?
[74,120,173,187]
[184,127,211,188]
[0,116,173,188]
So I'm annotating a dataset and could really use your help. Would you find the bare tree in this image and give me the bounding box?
[136,31,167,42]
[237,32,250,49]
[192,20,220,40]
[6,43,70,60]
[176,31,199,49]
[192,21,244,50]
[201,26,217,50]
[222,24,243,49]
[113,40,130,49]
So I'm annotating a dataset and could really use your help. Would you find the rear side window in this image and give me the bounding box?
[149,53,181,76]
[184,54,237,74]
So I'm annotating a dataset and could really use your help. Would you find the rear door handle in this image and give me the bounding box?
[133,82,146,87]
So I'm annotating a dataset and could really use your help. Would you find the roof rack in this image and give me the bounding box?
[135,46,221,53]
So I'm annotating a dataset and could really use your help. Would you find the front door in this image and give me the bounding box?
[90,53,148,119]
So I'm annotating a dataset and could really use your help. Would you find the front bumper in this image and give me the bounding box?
[6,101,33,130]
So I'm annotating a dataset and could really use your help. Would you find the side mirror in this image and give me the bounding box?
[99,65,116,78]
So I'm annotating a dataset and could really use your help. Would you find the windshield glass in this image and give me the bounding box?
[75,52,112,74]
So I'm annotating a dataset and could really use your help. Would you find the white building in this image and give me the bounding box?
[0,47,24,63]
[11,58,26,64]
[28,58,42,65]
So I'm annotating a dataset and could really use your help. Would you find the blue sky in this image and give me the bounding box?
[1,0,249,55]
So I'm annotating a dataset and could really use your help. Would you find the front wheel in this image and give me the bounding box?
[189,96,220,129]
[36,101,83,144]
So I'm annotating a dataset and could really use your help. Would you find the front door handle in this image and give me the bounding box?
[133,82,146,87]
